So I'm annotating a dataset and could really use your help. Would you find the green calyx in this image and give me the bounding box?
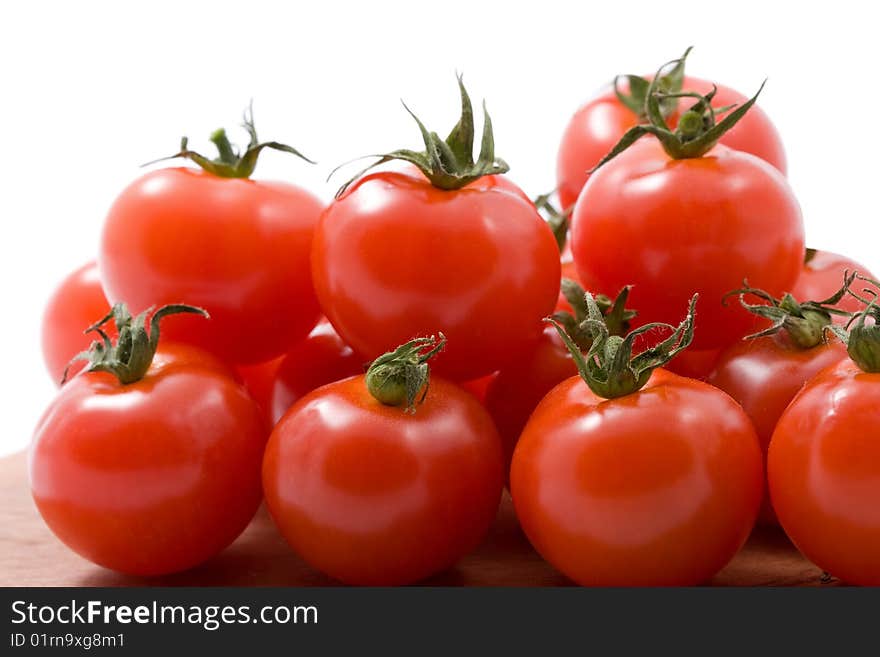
[591,50,765,170]
[614,46,692,120]
[725,273,856,350]
[334,75,509,196]
[62,303,208,385]
[146,103,314,178]
[551,280,636,352]
[534,192,572,252]
[828,274,880,372]
[549,293,697,399]
[365,333,447,413]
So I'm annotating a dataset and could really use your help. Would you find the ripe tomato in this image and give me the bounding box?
[263,336,504,585]
[41,261,111,384]
[791,249,877,319]
[459,372,497,406]
[769,358,880,584]
[663,347,720,381]
[235,356,284,424]
[557,76,786,210]
[710,336,847,524]
[571,139,804,349]
[511,369,762,586]
[31,307,267,576]
[100,165,323,365]
[312,168,560,380]
[485,326,576,476]
[271,320,364,423]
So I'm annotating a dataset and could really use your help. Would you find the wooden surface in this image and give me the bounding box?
[0,451,837,587]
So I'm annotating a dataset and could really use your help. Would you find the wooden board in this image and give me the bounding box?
[0,451,838,587]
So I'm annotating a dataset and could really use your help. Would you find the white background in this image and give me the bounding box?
[1,0,878,456]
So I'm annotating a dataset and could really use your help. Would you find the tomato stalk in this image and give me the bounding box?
[333,75,509,195]
[534,192,571,253]
[551,280,636,351]
[724,272,857,349]
[613,46,692,120]
[828,274,880,372]
[145,103,314,178]
[365,333,447,412]
[591,51,766,170]
[63,303,208,384]
[549,293,697,399]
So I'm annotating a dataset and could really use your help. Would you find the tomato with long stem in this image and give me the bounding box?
[511,295,762,586]
[312,78,560,381]
[31,304,267,576]
[570,57,803,350]
[263,334,504,585]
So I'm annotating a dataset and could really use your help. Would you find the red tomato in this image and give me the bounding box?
[459,373,497,406]
[571,140,804,349]
[235,356,284,423]
[30,349,267,576]
[511,369,762,586]
[263,376,504,585]
[271,320,364,423]
[312,169,561,380]
[709,336,848,524]
[485,326,576,475]
[100,168,323,364]
[664,348,721,381]
[556,76,786,210]
[791,250,878,319]
[769,358,880,584]
[41,261,111,384]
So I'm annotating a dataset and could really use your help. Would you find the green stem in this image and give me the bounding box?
[365,334,446,412]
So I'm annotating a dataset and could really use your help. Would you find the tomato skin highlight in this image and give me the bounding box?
[769,359,880,585]
[311,170,561,381]
[262,376,504,586]
[30,356,267,576]
[41,261,111,384]
[511,370,762,586]
[571,140,804,350]
[100,168,323,365]
[270,320,364,424]
[556,76,786,210]
[709,336,848,524]
[791,250,877,320]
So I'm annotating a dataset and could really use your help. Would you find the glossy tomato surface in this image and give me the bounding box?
[556,76,786,210]
[41,261,111,384]
[312,170,561,381]
[769,359,880,585]
[263,376,504,585]
[100,168,323,364]
[511,370,762,586]
[30,355,267,576]
[791,249,878,319]
[571,140,804,350]
[271,320,364,423]
[709,336,847,523]
[485,326,576,476]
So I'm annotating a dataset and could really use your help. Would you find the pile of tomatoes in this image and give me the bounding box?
[31,50,880,586]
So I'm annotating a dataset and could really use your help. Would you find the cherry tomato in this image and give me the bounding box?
[30,347,267,576]
[791,250,877,319]
[769,359,880,585]
[263,376,504,585]
[100,168,323,364]
[485,326,576,475]
[41,261,111,384]
[511,369,762,586]
[709,336,847,524]
[571,140,804,350]
[556,76,786,210]
[235,356,284,423]
[312,169,561,380]
[271,320,364,424]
